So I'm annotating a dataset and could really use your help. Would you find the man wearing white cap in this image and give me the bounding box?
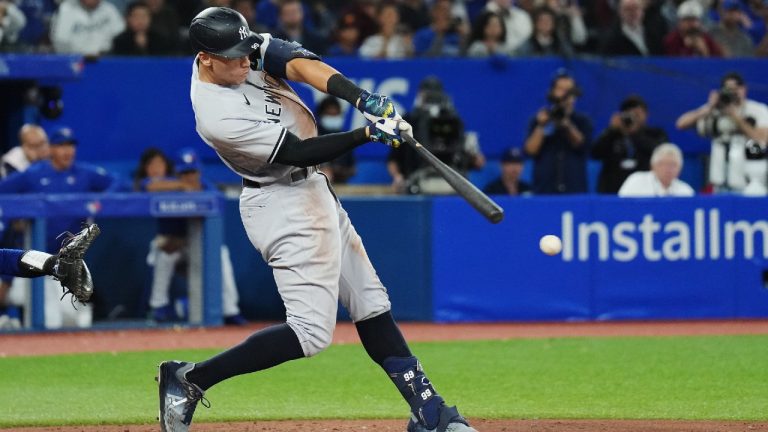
[663,0,724,56]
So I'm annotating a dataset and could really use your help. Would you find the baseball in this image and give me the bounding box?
[539,235,562,256]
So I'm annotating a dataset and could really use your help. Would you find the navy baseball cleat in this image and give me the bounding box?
[158,361,208,432]
[407,404,478,432]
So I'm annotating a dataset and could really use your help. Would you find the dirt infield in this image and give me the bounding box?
[2,319,768,358]
[2,419,768,432]
[2,320,767,431]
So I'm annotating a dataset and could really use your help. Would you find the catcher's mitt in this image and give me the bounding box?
[55,223,101,305]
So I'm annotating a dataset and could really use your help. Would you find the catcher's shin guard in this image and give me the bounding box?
[383,356,445,429]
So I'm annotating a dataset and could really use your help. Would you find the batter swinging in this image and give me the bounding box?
[157,7,477,432]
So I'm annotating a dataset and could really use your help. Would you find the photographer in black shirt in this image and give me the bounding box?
[591,95,668,194]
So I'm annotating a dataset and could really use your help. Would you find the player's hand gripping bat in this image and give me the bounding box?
[401,133,504,224]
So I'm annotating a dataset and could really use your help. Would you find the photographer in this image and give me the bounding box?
[387,76,485,194]
[676,72,768,193]
[524,70,593,194]
[591,95,668,194]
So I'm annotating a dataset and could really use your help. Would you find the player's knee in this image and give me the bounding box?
[287,317,335,357]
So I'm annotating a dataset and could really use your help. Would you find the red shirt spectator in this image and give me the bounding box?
[663,0,724,56]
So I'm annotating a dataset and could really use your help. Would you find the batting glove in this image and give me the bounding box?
[357,91,399,119]
[368,118,411,148]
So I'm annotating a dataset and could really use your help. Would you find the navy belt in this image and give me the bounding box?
[242,167,313,188]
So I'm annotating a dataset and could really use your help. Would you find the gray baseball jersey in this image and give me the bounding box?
[190,34,391,356]
[191,34,317,184]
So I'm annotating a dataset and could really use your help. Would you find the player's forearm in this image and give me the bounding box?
[285,58,340,92]
[274,128,370,167]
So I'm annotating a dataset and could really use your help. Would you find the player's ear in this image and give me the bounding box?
[198,52,213,67]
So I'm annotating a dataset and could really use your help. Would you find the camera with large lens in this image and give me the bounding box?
[421,96,464,166]
[405,89,467,194]
[548,104,566,122]
[620,111,634,128]
[717,87,738,108]
[745,139,767,160]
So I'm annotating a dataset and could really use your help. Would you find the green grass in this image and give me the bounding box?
[0,335,767,426]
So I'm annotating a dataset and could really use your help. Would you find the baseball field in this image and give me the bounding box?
[1,320,767,432]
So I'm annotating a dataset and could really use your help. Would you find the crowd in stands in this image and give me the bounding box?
[1,0,767,57]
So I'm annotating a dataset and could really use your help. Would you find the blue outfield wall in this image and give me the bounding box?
[433,195,768,322]
[26,56,768,166]
[82,194,768,323]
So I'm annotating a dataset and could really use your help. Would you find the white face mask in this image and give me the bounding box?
[320,115,344,131]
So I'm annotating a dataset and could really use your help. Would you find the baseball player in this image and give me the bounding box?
[157,7,477,432]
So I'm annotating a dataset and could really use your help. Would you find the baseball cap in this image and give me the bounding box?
[50,127,77,145]
[677,0,704,19]
[501,147,525,163]
[175,148,202,173]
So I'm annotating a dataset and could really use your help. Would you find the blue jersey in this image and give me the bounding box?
[0,161,116,252]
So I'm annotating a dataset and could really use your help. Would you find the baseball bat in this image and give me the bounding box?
[402,133,504,224]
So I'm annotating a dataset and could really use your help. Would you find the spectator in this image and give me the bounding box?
[483,146,532,195]
[413,0,470,57]
[136,147,246,325]
[167,0,205,28]
[745,0,767,48]
[484,0,533,52]
[327,19,361,56]
[1,124,50,178]
[14,0,58,52]
[336,1,379,43]
[515,6,574,56]
[524,70,593,194]
[676,71,768,192]
[0,124,50,324]
[273,0,327,54]
[0,0,27,51]
[388,76,485,194]
[50,0,125,56]
[591,95,668,194]
[0,126,116,328]
[710,0,755,57]
[398,0,431,33]
[466,11,514,56]
[315,97,357,184]
[359,2,414,59]
[145,0,182,53]
[542,0,588,50]
[600,0,665,55]
[663,0,724,56]
[112,1,172,55]
[618,143,695,196]
[232,0,269,34]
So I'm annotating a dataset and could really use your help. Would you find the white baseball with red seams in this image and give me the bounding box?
[539,234,563,256]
